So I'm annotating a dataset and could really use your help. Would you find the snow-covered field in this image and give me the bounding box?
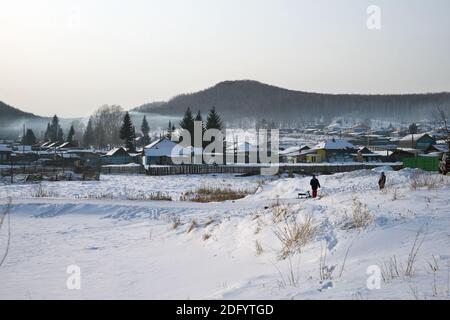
[0,169,449,300]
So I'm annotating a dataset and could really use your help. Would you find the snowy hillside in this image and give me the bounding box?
[0,169,449,299]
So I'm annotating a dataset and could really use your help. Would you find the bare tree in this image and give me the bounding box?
[91,105,124,148]
[437,107,450,151]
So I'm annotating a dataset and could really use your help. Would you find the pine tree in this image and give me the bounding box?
[195,110,206,147]
[409,123,418,134]
[141,115,150,146]
[67,125,75,143]
[83,117,96,147]
[195,110,205,131]
[206,106,223,131]
[50,115,60,141]
[22,129,37,145]
[57,127,64,142]
[167,121,173,139]
[44,123,51,141]
[179,107,195,145]
[120,111,136,151]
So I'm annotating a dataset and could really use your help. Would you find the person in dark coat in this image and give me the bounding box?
[378,172,386,190]
[310,175,321,198]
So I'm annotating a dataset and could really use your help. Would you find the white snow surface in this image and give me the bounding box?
[0,169,449,300]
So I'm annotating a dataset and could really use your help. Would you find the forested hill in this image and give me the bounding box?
[134,80,450,122]
[0,101,41,122]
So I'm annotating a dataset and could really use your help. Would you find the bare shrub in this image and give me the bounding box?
[171,216,181,230]
[392,188,399,201]
[128,191,172,201]
[274,255,301,288]
[271,204,292,224]
[274,212,319,260]
[404,227,427,277]
[255,240,263,256]
[204,217,215,228]
[32,184,58,198]
[380,255,401,283]
[342,198,374,231]
[181,187,251,203]
[187,219,198,233]
[202,233,211,241]
[410,172,443,190]
[380,226,427,283]
[319,243,337,281]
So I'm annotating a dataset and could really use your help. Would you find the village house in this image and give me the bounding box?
[352,146,383,162]
[101,147,136,165]
[279,145,311,163]
[397,133,436,150]
[143,137,184,166]
[389,148,421,162]
[425,144,449,158]
[0,144,12,164]
[307,139,357,163]
[226,141,259,164]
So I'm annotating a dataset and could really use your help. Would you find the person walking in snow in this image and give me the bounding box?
[310,175,321,198]
[378,172,386,190]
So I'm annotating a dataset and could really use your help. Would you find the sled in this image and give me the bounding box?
[298,191,312,199]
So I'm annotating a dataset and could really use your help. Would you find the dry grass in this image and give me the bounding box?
[128,191,172,201]
[181,187,252,203]
[380,227,427,283]
[274,212,319,260]
[380,255,401,283]
[32,184,58,198]
[187,219,198,233]
[319,244,335,281]
[171,216,182,230]
[202,233,211,241]
[204,217,215,228]
[255,240,263,256]
[342,198,374,231]
[271,203,294,224]
[410,172,449,190]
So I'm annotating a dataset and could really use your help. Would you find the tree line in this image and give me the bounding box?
[22,105,224,151]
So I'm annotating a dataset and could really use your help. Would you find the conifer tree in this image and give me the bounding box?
[206,106,223,131]
[179,107,195,145]
[83,117,96,147]
[120,111,136,151]
[141,115,150,146]
[67,125,75,143]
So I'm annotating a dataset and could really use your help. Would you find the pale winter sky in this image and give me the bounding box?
[0,0,449,117]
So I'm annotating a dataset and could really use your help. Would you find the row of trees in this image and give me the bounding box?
[26,105,224,151]
[178,107,223,146]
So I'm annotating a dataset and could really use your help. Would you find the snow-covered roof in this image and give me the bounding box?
[105,147,129,157]
[279,145,310,156]
[46,142,58,148]
[313,139,356,150]
[0,144,12,152]
[399,133,431,141]
[372,150,394,156]
[144,138,179,157]
[429,144,449,153]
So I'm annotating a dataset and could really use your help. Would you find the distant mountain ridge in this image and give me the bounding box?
[134,80,450,122]
[0,100,41,121]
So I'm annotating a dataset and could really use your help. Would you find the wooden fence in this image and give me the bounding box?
[145,163,403,176]
[101,166,145,175]
[0,166,69,176]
